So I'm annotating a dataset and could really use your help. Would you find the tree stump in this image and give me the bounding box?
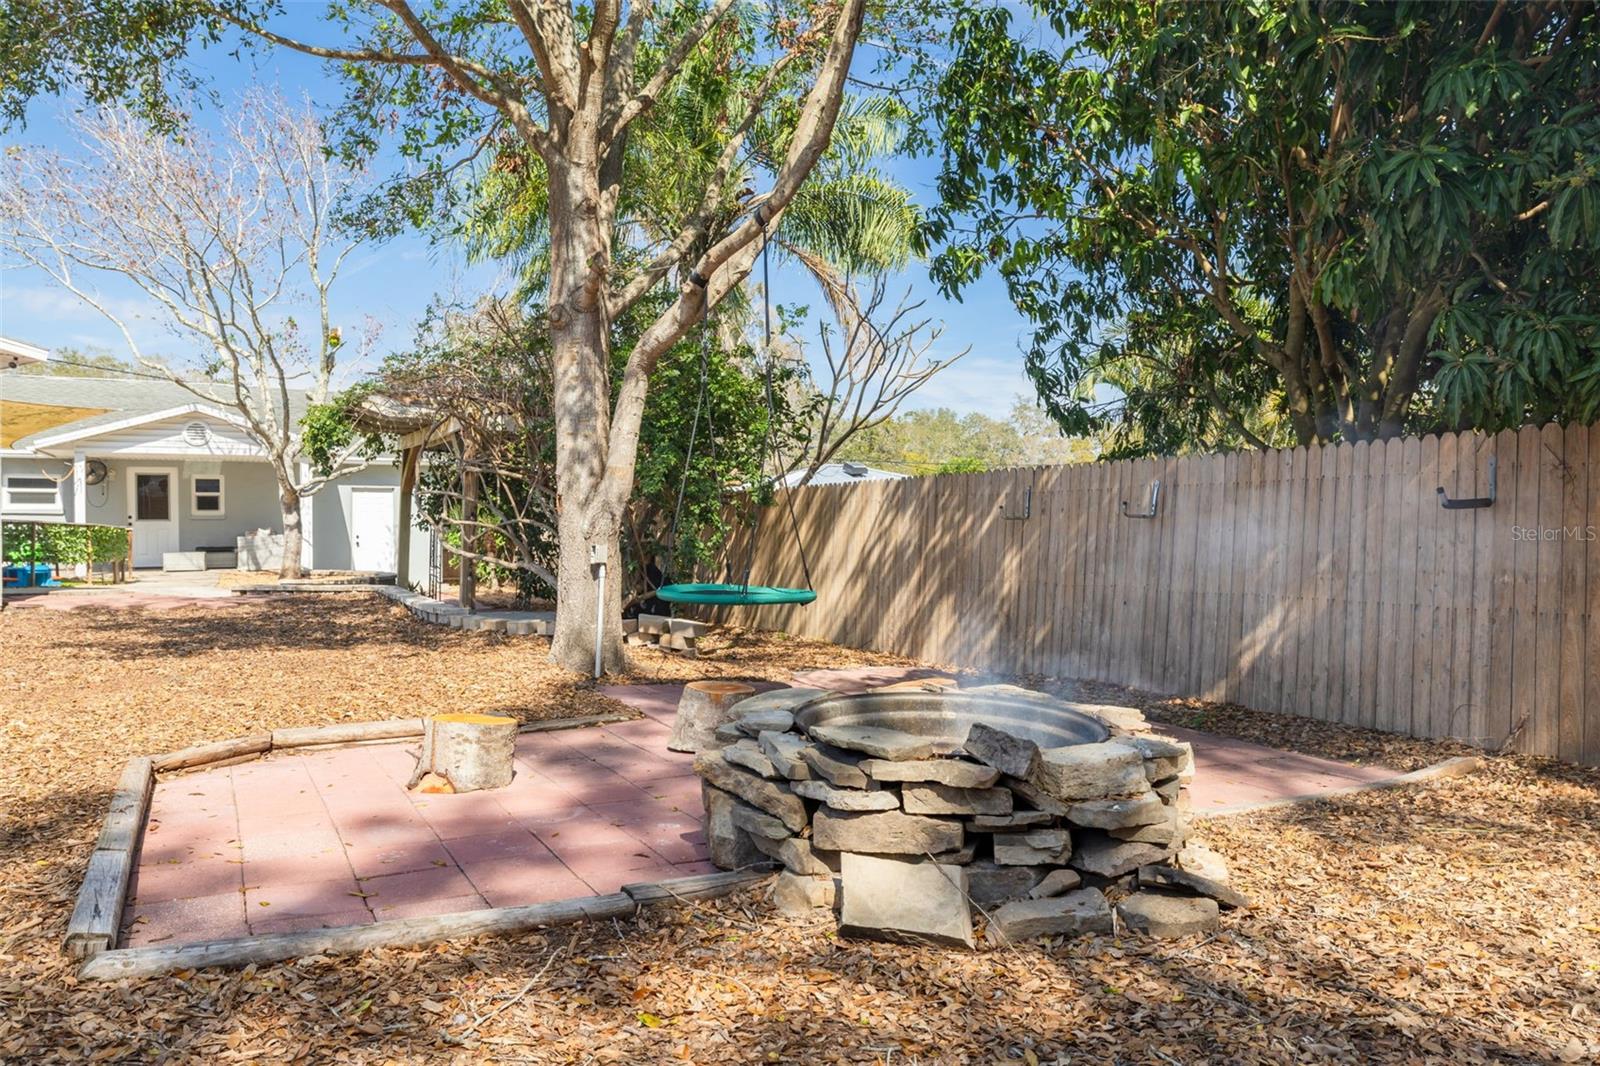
[409,712,518,793]
[668,680,756,753]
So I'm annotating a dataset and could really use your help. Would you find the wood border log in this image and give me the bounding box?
[151,735,272,772]
[64,756,152,959]
[271,719,425,748]
[77,870,771,980]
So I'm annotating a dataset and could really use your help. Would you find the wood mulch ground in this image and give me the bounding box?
[2,594,1597,1063]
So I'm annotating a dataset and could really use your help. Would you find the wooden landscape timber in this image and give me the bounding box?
[721,422,1600,767]
[63,711,644,962]
[78,871,771,981]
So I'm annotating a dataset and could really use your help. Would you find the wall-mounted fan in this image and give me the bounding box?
[84,459,109,486]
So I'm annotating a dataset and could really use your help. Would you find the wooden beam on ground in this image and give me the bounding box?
[64,756,152,959]
[77,869,771,980]
[151,735,272,773]
[271,719,425,749]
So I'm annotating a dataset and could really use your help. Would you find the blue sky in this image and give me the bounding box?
[0,10,1042,419]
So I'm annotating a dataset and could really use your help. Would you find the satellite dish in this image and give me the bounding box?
[84,459,109,486]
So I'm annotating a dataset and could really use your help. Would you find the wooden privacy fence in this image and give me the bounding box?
[719,422,1600,766]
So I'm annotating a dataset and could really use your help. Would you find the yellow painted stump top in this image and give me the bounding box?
[432,712,518,726]
[686,680,756,697]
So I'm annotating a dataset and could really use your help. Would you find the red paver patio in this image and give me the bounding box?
[122,667,1400,949]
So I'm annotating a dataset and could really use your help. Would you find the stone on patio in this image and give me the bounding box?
[812,809,962,855]
[693,750,808,833]
[701,786,764,870]
[1065,793,1167,830]
[723,739,780,779]
[838,853,973,949]
[1026,868,1083,899]
[992,828,1072,866]
[964,862,1047,905]
[791,780,899,811]
[986,888,1112,944]
[1176,841,1232,884]
[749,833,835,877]
[757,730,811,780]
[861,758,1000,789]
[1137,865,1251,910]
[669,681,757,754]
[1029,740,1149,802]
[799,743,871,789]
[736,708,798,737]
[807,723,938,762]
[769,870,836,915]
[1115,891,1220,937]
[1070,835,1172,877]
[962,722,1040,779]
[901,782,1013,817]
[1130,735,1195,780]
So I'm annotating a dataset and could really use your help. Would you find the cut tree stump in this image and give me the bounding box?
[409,713,518,793]
[667,680,756,753]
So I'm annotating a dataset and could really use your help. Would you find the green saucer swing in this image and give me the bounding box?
[655,211,815,611]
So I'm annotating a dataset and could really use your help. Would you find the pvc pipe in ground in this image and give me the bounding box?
[592,560,606,679]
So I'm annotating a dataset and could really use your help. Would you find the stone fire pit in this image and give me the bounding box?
[693,682,1245,947]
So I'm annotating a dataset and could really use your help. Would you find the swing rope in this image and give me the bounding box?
[656,206,816,608]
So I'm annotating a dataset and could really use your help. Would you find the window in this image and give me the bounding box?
[191,475,224,517]
[3,474,62,515]
[135,473,171,521]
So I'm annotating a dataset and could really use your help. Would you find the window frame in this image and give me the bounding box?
[3,473,64,516]
[190,474,225,518]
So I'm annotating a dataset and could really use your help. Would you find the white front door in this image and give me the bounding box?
[128,467,178,567]
[349,487,397,572]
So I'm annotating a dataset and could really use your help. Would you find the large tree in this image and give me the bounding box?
[925,0,1600,452]
[0,93,373,577]
[1,0,878,670]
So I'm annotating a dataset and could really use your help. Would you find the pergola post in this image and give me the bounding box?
[396,445,419,588]
[71,450,87,578]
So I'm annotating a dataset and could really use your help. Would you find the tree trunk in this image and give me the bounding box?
[546,161,628,676]
[278,479,305,579]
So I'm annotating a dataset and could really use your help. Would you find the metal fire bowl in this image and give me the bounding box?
[793,689,1110,754]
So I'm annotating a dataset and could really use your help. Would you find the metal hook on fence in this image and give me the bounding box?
[998,484,1033,521]
[1120,480,1161,519]
[1437,455,1496,510]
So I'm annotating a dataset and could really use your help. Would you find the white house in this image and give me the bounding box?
[1,367,428,579]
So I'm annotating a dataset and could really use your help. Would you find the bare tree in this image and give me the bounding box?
[0,92,373,577]
[787,274,968,487]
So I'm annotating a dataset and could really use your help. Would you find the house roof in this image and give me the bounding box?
[780,461,908,488]
[0,336,49,368]
[0,373,309,452]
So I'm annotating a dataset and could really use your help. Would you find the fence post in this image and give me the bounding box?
[126,520,134,580]
[86,528,94,586]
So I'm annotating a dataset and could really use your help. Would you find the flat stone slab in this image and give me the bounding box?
[792,780,899,811]
[729,802,791,841]
[704,786,767,870]
[971,810,1055,830]
[694,751,807,832]
[812,809,962,855]
[736,708,798,736]
[1030,740,1149,802]
[987,888,1112,944]
[1027,868,1083,899]
[808,724,938,762]
[901,782,1013,817]
[731,686,826,719]
[1070,835,1171,877]
[1137,864,1251,910]
[799,743,871,789]
[993,828,1072,866]
[757,731,811,780]
[839,853,973,949]
[770,870,835,915]
[965,862,1047,905]
[963,722,1040,779]
[1066,793,1167,830]
[723,739,780,779]
[862,758,1000,789]
[750,833,834,877]
[1116,891,1220,937]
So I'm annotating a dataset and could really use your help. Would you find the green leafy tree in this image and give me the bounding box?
[925,0,1600,452]
[1,0,887,671]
